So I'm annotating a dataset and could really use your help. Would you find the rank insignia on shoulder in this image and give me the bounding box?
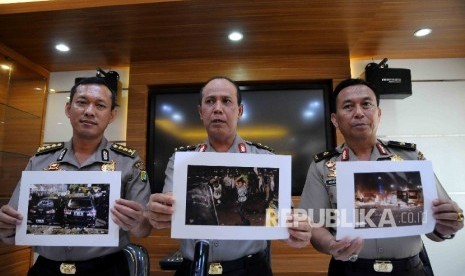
[245,141,274,153]
[175,145,198,152]
[314,149,339,162]
[36,143,65,156]
[387,140,416,151]
[110,143,137,158]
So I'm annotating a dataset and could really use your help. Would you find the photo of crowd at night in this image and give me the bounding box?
[185,165,279,227]
[354,171,424,229]
[26,183,110,235]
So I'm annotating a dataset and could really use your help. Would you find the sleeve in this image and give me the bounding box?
[124,155,151,206]
[162,154,176,193]
[298,161,331,223]
[415,149,450,200]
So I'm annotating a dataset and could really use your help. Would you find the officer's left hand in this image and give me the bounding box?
[110,198,145,232]
[432,198,464,236]
[285,212,312,248]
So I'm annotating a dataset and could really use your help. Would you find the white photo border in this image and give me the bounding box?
[336,160,437,239]
[172,152,291,240]
[16,171,121,246]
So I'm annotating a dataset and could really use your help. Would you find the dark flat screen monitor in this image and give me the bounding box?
[147,81,335,196]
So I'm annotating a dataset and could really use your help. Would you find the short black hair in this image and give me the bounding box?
[199,76,242,105]
[70,77,118,110]
[331,78,380,113]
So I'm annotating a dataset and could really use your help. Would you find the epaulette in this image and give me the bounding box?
[110,143,137,158]
[386,140,416,151]
[35,143,65,156]
[313,149,339,162]
[175,145,198,152]
[245,141,274,153]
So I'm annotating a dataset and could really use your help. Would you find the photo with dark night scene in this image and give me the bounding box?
[185,165,279,227]
[354,171,424,229]
[26,183,110,235]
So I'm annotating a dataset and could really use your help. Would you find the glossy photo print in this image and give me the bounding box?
[336,161,437,240]
[16,171,121,246]
[171,152,291,240]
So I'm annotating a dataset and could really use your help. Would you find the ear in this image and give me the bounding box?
[330,113,338,128]
[65,102,71,118]
[108,108,117,124]
[238,104,244,119]
[198,105,203,120]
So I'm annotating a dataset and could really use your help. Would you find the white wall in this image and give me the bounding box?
[351,58,465,276]
[44,68,129,143]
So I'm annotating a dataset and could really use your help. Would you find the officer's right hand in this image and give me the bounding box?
[328,236,363,262]
[0,205,22,239]
[145,192,175,229]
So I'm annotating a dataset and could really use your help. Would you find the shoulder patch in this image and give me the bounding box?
[313,149,339,162]
[387,140,416,151]
[35,143,65,156]
[175,145,197,152]
[110,143,137,158]
[245,141,274,153]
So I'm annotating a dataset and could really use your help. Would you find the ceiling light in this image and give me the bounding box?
[414,28,432,37]
[228,31,243,41]
[55,43,70,52]
[1,64,11,70]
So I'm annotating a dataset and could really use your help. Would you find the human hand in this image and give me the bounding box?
[432,198,464,236]
[328,237,364,262]
[111,198,146,232]
[285,212,312,248]
[0,205,22,239]
[145,192,175,229]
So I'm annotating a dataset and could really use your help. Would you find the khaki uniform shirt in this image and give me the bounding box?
[163,135,273,262]
[8,138,150,261]
[299,139,449,259]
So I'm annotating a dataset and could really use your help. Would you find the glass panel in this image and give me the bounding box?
[0,56,47,198]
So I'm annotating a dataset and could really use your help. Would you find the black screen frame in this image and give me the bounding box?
[146,80,336,195]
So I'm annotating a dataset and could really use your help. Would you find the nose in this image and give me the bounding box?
[84,104,96,116]
[354,104,364,117]
[212,100,223,113]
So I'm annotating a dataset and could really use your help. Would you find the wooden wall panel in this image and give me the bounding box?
[0,245,32,276]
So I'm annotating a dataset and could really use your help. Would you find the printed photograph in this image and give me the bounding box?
[185,165,279,227]
[171,152,291,240]
[354,171,424,229]
[17,171,121,247]
[26,183,110,235]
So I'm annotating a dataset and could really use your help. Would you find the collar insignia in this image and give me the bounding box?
[238,143,247,153]
[101,160,116,171]
[199,144,208,152]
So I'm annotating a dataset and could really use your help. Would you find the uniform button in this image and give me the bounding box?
[378,248,384,253]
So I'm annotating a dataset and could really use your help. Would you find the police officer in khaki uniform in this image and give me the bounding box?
[0,76,152,276]
[299,78,464,276]
[146,76,312,275]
